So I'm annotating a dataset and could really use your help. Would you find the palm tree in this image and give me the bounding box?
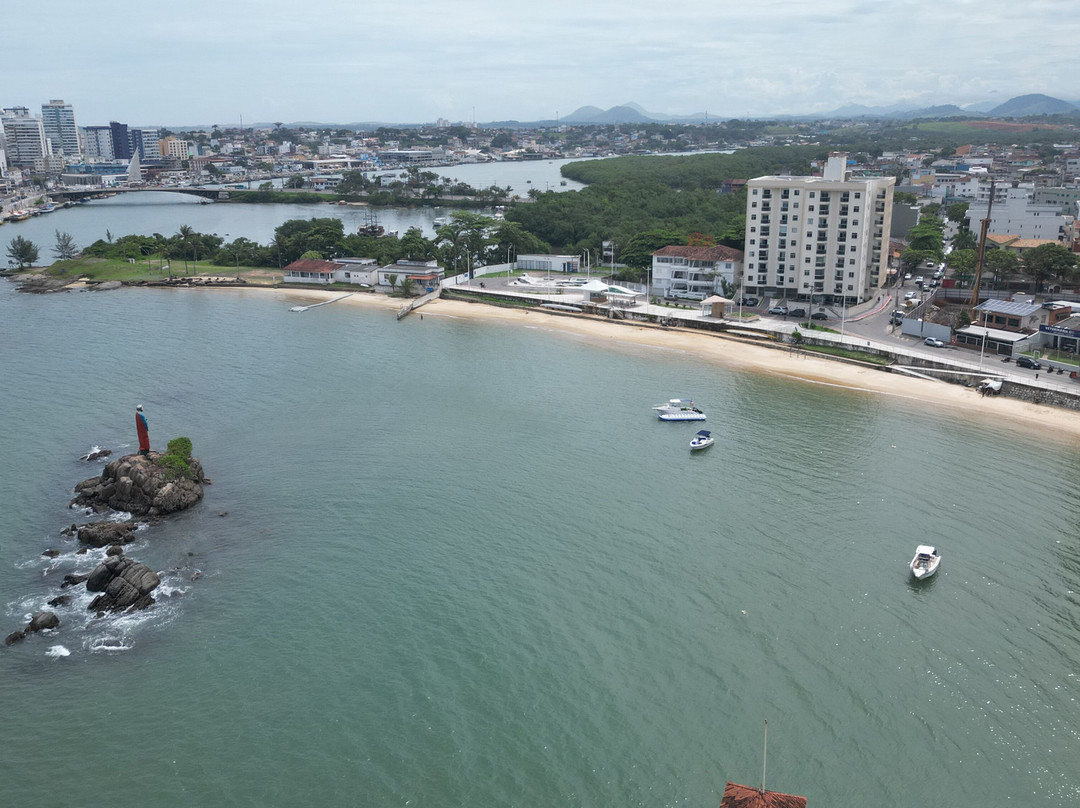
[176,225,195,274]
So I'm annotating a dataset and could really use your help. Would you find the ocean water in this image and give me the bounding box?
[1,282,1078,807]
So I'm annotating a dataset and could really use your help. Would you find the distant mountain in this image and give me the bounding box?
[561,104,655,124]
[962,100,1000,114]
[987,94,1078,117]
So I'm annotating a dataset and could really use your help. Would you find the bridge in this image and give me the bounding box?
[46,185,228,203]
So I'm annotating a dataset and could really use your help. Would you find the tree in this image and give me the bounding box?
[618,229,684,269]
[894,191,918,206]
[945,201,969,224]
[386,273,399,292]
[951,229,977,251]
[52,230,79,261]
[6,236,39,268]
[399,276,415,296]
[984,249,1020,289]
[1024,243,1077,291]
[947,249,977,288]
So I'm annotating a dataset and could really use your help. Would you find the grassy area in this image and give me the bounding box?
[35,256,270,283]
[802,344,892,365]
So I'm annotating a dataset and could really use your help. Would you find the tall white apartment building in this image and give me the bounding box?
[743,154,895,305]
[0,107,51,167]
[83,125,114,160]
[41,99,80,158]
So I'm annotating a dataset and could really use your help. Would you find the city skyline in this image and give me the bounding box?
[6,0,1079,126]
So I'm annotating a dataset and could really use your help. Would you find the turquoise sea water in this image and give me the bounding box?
[2,282,1079,806]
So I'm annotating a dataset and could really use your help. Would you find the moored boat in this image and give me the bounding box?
[689,430,714,450]
[652,398,706,421]
[909,545,941,580]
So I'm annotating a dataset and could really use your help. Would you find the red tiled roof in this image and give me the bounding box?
[653,245,744,261]
[283,259,344,273]
[720,782,807,808]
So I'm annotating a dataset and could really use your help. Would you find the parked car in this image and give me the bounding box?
[789,308,807,318]
[891,311,906,324]
[904,273,912,280]
[1016,356,1042,369]
[904,291,917,300]
[738,296,759,307]
[811,311,829,320]
[769,306,789,315]
[915,276,924,285]
[924,337,945,348]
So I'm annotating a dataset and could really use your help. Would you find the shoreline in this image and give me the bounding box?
[272,286,1080,441]
[24,279,1080,441]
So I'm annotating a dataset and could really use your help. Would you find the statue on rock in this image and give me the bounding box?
[135,405,150,456]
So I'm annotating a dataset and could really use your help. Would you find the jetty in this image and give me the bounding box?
[289,292,356,312]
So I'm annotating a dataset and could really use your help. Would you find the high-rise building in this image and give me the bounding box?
[130,128,161,160]
[742,154,894,305]
[41,99,80,158]
[0,106,51,167]
[109,121,131,160]
[83,125,114,160]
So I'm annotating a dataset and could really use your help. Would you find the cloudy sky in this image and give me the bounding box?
[7,0,1077,127]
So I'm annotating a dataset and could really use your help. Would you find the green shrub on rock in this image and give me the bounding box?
[157,436,195,480]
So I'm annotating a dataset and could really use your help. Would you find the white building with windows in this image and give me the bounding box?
[41,99,79,159]
[650,245,743,300]
[966,186,1072,240]
[517,254,580,274]
[743,154,894,305]
[1,107,50,167]
[83,125,114,161]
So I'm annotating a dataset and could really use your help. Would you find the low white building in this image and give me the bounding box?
[651,245,743,300]
[333,257,378,285]
[517,254,580,274]
[377,259,444,290]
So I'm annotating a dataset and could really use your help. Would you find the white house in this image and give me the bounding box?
[650,245,744,300]
[333,257,378,285]
[282,258,342,284]
[377,259,445,290]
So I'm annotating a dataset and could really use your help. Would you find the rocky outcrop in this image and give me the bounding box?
[85,556,161,614]
[72,452,205,516]
[77,520,136,548]
[80,448,112,461]
[5,611,62,645]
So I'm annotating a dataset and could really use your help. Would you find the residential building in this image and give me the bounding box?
[41,99,79,158]
[283,258,341,284]
[159,137,193,160]
[1,107,51,167]
[650,245,743,299]
[743,153,894,304]
[966,186,1071,240]
[377,258,444,289]
[109,121,131,160]
[83,125,114,161]
[130,128,161,161]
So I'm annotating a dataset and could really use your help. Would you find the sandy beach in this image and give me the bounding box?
[213,284,1080,441]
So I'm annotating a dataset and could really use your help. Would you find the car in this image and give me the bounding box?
[915,276,924,284]
[811,311,828,320]
[1016,356,1042,369]
[789,308,807,318]
[891,311,906,324]
[769,306,789,316]
[738,296,759,307]
[904,291,917,300]
[924,337,945,348]
[904,273,912,280]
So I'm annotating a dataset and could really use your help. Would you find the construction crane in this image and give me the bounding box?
[969,178,996,308]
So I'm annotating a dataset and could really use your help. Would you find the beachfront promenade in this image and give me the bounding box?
[445,272,1080,405]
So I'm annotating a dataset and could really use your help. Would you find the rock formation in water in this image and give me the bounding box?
[72,452,205,516]
[77,520,137,548]
[85,556,161,614]
[4,611,61,646]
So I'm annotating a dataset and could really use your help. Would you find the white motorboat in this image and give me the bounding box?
[909,545,941,580]
[653,399,706,421]
[689,430,714,451]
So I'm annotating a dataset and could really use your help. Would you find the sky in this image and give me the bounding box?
[5,0,1078,127]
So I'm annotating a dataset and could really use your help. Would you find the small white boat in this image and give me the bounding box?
[653,398,706,421]
[689,430,714,451]
[909,545,941,580]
